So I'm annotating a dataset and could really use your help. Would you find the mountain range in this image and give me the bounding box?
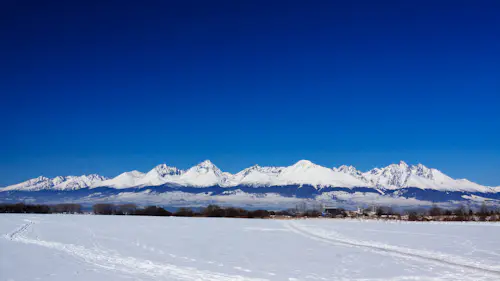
[2,160,497,193]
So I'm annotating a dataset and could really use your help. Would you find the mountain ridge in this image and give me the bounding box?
[1,160,496,193]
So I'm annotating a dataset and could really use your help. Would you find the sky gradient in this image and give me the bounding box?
[1,0,499,186]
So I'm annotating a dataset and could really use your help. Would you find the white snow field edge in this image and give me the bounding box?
[2,159,496,193]
[1,214,500,281]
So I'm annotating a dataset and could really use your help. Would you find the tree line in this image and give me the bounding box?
[0,203,274,218]
[0,203,82,214]
[1,202,499,221]
[352,203,500,222]
[92,203,273,218]
[403,203,500,222]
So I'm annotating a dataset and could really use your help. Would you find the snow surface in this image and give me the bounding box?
[2,160,497,193]
[1,214,500,281]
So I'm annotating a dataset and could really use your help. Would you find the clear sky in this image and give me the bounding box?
[1,0,499,186]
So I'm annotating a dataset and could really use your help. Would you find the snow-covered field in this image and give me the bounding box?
[1,215,499,281]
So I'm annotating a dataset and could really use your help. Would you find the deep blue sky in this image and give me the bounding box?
[1,0,499,186]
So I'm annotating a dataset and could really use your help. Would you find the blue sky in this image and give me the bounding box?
[1,0,499,186]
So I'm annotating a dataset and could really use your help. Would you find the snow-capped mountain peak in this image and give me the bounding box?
[94,171,145,189]
[187,160,223,176]
[235,164,262,177]
[363,162,416,188]
[230,164,285,187]
[398,160,409,168]
[198,160,217,168]
[2,174,110,191]
[361,162,494,193]
[278,160,367,188]
[334,165,358,174]
[57,174,109,190]
[177,160,227,187]
[2,176,53,191]
[333,165,367,182]
[1,160,496,193]
[292,159,316,168]
[149,164,183,177]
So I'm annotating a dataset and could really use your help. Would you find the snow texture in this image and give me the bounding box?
[1,214,499,281]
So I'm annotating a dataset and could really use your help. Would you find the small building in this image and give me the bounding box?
[322,204,344,216]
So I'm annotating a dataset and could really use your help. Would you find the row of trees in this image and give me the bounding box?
[0,203,82,214]
[322,204,500,222]
[0,203,273,218]
[92,204,273,218]
[2,202,499,221]
[405,203,500,221]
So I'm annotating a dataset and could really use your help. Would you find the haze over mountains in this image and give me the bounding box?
[2,160,496,193]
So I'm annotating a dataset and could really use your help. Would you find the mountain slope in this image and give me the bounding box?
[96,171,145,189]
[2,175,108,191]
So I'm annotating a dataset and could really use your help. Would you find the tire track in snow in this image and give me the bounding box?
[3,220,267,281]
[284,221,500,278]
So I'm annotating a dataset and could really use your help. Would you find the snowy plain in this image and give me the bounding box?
[1,215,499,281]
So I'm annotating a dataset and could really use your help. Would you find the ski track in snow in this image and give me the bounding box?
[284,221,500,278]
[3,219,34,240]
[3,220,267,281]
[3,217,499,281]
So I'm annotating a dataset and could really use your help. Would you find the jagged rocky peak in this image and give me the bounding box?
[234,164,284,179]
[21,175,54,187]
[364,161,442,188]
[58,174,109,190]
[382,160,410,173]
[249,164,261,169]
[184,160,225,178]
[363,161,412,188]
[85,174,109,181]
[398,160,409,168]
[2,173,109,191]
[200,159,215,166]
[32,176,50,183]
[237,164,261,176]
[151,164,183,177]
[195,159,219,170]
[386,162,434,179]
[411,163,434,180]
[15,176,54,190]
[333,165,366,180]
[52,176,66,184]
[334,165,357,173]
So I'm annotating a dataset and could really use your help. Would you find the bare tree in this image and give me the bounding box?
[429,205,442,216]
[93,203,115,215]
[116,204,137,215]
